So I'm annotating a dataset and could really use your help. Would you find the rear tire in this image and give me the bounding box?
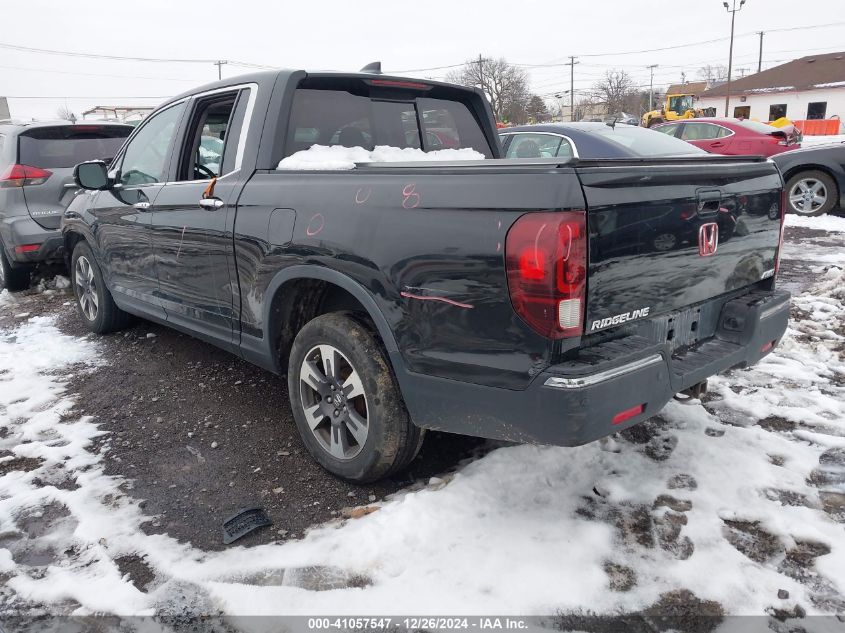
[0,245,31,291]
[288,312,422,483]
[785,170,837,217]
[71,241,131,334]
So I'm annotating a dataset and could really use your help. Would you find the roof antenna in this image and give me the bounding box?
[606,116,617,130]
[360,61,382,75]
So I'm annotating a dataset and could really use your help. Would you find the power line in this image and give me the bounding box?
[0,39,277,70]
[0,63,200,82]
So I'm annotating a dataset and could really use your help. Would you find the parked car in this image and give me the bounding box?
[64,70,789,482]
[0,120,132,289]
[499,122,705,159]
[652,118,801,157]
[772,141,845,216]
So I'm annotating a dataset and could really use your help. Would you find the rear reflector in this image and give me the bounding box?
[505,211,587,339]
[14,244,40,254]
[0,164,52,188]
[760,340,775,353]
[612,403,645,425]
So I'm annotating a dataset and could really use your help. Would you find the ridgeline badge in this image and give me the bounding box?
[589,307,651,332]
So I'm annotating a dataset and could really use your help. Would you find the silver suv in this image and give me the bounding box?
[0,120,132,290]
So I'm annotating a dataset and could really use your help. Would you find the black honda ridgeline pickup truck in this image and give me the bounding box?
[63,69,789,482]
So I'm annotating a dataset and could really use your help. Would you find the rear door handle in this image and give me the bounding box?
[710,142,724,147]
[199,198,224,211]
[133,201,151,211]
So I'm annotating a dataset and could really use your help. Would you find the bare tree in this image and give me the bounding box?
[592,70,635,115]
[446,57,530,123]
[56,105,76,122]
[697,64,728,85]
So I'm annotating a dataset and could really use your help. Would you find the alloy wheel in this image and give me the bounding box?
[74,255,99,321]
[299,344,369,460]
[789,178,828,214]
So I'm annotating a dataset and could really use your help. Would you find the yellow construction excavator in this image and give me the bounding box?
[641,93,716,127]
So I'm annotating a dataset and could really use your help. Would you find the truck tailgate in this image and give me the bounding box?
[576,158,782,333]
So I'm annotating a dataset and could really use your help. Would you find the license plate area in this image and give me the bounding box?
[638,302,723,354]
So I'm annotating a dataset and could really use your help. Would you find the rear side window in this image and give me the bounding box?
[284,88,492,158]
[18,126,131,168]
[680,123,730,141]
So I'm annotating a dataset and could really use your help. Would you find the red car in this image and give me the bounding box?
[653,118,801,157]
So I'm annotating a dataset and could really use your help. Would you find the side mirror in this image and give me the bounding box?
[74,160,110,190]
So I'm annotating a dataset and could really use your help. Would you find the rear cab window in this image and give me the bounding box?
[281,77,494,160]
[18,125,132,168]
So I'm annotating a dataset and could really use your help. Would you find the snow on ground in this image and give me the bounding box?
[277,144,486,170]
[800,135,845,148]
[0,218,844,620]
[786,212,845,233]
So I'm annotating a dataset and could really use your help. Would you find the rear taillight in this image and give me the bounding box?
[774,189,786,277]
[505,211,587,339]
[0,164,52,188]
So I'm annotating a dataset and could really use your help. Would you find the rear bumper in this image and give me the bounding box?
[398,288,790,445]
[1,216,63,264]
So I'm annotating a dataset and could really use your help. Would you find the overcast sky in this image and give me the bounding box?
[3,0,844,120]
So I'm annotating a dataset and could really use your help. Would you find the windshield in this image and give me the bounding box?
[735,119,781,135]
[19,125,131,168]
[668,95,694,115]
[590,125,706,157]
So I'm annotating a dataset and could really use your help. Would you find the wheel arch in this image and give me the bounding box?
[782,163,839,192]
[261,265,401,374]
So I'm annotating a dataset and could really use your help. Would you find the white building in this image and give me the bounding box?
[697,52,845,127]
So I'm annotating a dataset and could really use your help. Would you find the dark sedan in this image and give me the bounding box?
[772,142,845,216]
[499,122,705,160]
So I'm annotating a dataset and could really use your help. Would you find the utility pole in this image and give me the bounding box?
[737,67,748,78]
[756,31,765,73]
[647,64,659,111]
[214,60,228,80]
[722,0,746,117]
[566,56,579,121]
[681,71,687,85]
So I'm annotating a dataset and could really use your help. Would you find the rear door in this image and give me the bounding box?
[578,158,782,335]
[17,125,131,229]
[678,122,734,155]
[149,86,254,348]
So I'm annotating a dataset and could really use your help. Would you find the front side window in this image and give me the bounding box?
[119,103,186,186]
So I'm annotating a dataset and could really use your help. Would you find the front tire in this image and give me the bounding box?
[288,313,423,483]
[71,242,131,334]
[786,170,837,217]
[0,244,31,291]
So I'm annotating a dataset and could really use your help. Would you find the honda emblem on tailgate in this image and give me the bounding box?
[698,222,719,257]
